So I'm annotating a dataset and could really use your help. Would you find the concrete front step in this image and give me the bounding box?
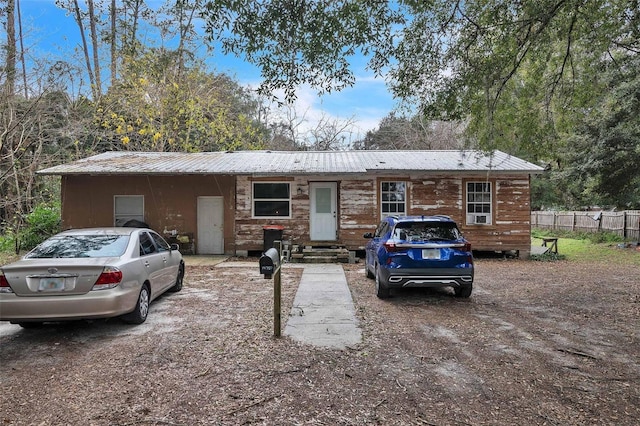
[290,247,355,264]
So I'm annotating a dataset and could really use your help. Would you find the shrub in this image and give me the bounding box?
[529,252,567,262]
[0,232,15,252]
[19,202,61,251]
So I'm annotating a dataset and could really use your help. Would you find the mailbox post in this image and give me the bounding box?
[259,248,280,279]
[259,243,282,337]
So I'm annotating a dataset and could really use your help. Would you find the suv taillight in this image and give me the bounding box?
[464,243,473,264]
[0,269,14,293]
[383,241,404,253]
[92,266,123,290]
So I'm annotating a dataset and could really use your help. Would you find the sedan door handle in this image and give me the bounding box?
[144,261,150,268]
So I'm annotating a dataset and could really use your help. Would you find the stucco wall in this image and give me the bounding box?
[61,174,236,254]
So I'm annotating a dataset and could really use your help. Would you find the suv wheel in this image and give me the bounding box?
[365,263,374,279]
[375,265,390,299]
[454,284,472,298]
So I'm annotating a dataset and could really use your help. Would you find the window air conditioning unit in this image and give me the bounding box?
[467,214,491,225]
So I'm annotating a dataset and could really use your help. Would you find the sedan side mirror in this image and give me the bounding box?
[363,232,373,239]
[170,243,180,251]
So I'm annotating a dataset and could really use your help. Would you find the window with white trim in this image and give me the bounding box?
[381,181,406,217]
[466,182,492,225]
[253,182,291,217]
[114,195,144,226]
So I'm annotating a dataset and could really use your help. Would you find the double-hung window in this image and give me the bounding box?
[381,181,406,217]
[114,195,144,226]
[466,182,492,225]
[253,182,291,217]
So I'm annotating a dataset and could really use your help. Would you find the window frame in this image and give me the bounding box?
[251,181,292,219]
[114,195,145,227]
[380,180,407,218]
[465,181,493,226]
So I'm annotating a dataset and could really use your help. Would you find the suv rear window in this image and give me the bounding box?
[393,222,461,242]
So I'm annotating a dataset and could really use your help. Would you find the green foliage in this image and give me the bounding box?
[202,0,403,101]
[529,252,566,262]
[0,233,15,253]
[389,0,638,149]
[18,202,61,251]
[558,55,640,209]
[95,49,269,152]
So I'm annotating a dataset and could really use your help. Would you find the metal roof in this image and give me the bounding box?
[37,150,544,176]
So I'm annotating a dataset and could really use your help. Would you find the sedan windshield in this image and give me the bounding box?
[393,222,461,242]
[26,235,130,258]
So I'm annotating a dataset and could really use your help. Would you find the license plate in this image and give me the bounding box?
[39,277,65,292]
[422,249,441,260]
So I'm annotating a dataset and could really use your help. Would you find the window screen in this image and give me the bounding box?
[253,182,291,217]
[114,195,144,226]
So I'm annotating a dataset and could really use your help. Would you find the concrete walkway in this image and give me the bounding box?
[284,264,362,350]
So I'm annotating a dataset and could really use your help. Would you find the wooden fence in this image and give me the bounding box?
[531,210,640,241]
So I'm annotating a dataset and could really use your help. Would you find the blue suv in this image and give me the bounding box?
[364,215,474,299]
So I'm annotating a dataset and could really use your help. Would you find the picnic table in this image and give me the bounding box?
[542,237,559,254]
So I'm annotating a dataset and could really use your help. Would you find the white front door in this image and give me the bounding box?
[197,196,224,254]
[310,182,337,241]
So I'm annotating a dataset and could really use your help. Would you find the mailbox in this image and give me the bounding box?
[259,247,280,279]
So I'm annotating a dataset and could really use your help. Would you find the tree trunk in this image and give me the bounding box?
[87,0,102,97]
[16,0,29,98]
[4,0,16,98]
[72,0,98,99]
[110,0,117,82]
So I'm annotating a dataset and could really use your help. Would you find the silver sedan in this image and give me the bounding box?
[0,228,184,327]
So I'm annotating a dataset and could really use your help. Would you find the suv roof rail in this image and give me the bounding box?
[394,214,452,221]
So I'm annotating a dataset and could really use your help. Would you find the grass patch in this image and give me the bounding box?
[531,235,640,265]
[532,228,626,244]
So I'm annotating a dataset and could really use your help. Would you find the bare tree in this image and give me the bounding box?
[87,0,101,95]
[110,0,116,80]
[71,0,99,99]
[262,102,357,151]
[355,113,466,150]
[3,0,16,98]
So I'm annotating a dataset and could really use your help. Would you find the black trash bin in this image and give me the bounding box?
[263,225,284,252]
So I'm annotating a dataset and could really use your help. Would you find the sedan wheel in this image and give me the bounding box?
[375,265,390,299]
[123,284,150,324]
[169,262,185,292]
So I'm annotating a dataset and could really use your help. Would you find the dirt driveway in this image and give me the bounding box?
[1,258,639,425]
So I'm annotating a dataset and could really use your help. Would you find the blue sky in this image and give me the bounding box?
[16,0,398,143]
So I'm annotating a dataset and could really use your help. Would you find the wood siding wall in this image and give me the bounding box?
[235,174,533,255]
